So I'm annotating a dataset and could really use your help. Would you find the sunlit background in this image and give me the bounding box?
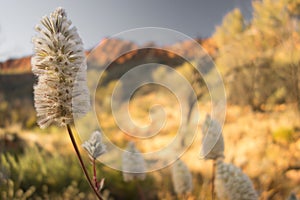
[0,1,300,200]
[0,0,252,61]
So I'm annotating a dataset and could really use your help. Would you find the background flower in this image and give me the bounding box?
[215,158,258,200]
[201,114,225,160]
[122,142,146,182]
[82,131,106,159]
[171,159,193,195]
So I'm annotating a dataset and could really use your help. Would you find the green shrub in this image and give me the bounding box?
[0,143,158,199]
[0,179,36,200]
[272,127,294,143]
[0,145,87,195]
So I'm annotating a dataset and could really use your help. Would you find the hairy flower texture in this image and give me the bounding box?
[82,131,106,159]
[122,142,146,182]
[172,159,193,195]
[201,114,224,160]
[32,7,90,128]
[215,159,258,200]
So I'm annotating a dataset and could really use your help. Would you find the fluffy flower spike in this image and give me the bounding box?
[215,159,258,200]
[122,142,146,182]
[32,7,90,128]
[201,114,224,160]
[172,159,193,195]
[82,131,106,159]
[287,193,298,200]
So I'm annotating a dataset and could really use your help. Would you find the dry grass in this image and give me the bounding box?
[1,104,300,199]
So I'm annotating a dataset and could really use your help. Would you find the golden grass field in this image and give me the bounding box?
[1,101,299,199]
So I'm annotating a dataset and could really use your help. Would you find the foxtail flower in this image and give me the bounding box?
[215,159,258,200]
[287,193,298,200]
[172,159,193,195]
[201,114,224,160]
[82,131,106,159]
[32,7,90,128]
[122,142,146,182]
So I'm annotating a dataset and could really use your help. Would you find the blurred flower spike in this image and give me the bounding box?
[122,142,146,182]
[201,114,224,160]
[172,159,193,195]
[215,158,258,200]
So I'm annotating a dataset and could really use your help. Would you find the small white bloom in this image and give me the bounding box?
[82,131,106,159]
[215,159,258,200]
[172,159,193,195]
[201,114,224,160]
[122,142,146,182]
[32,7,90,128]
[287,193,298,200]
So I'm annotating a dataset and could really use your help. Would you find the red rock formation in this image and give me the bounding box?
[0,56,31,74]
[0,38,217,74]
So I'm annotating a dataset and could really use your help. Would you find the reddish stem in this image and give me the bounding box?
[212,160,216,200]
[93,158,99,190]
[67,124,103,200]
[136,180,146,200]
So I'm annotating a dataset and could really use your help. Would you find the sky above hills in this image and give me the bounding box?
[0,0,253,61]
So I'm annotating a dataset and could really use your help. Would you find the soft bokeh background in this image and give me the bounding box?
[0,0,252,61]
[1,1,300,200]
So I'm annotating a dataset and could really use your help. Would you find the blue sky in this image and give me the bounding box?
[0,0,253,61]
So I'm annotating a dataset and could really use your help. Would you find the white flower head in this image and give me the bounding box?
[172,159,193,195]
[287,193,298,200]
[122,142,146,182]
[82,131,106,159]
[215,159,258,200]
[32,7,90,128]
[201,114,224,160]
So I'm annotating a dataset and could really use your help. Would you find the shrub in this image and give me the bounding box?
[272,127,294,144]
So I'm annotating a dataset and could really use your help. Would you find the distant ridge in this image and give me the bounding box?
[0,37,217,74]
[0,56,31,74]
[0,37,217,127]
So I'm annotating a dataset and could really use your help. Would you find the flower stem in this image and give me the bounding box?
[93,158,99,191]
[136,180,146,200]
[212,160,216,200]
[66,124,103,200]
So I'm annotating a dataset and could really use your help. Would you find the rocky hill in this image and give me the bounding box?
[0,56,31,74]
[0,37,217,127]
[0,37,217,74]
